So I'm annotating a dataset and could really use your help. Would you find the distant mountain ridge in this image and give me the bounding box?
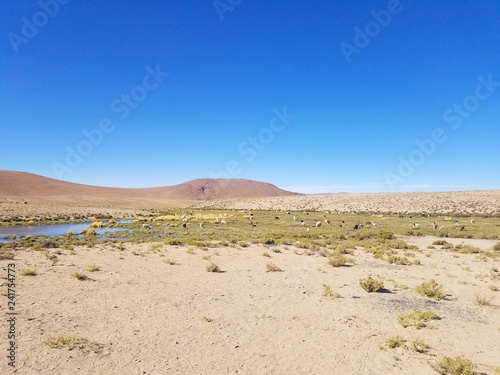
[0,170,296,208]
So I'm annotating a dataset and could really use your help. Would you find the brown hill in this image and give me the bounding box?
[0,170,296,209]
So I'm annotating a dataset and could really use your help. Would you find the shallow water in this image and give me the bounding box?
[0,221,132,242]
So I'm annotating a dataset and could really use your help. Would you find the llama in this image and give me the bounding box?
[432,221,438,230]
[412,223,420,229]
[315,221,321,227]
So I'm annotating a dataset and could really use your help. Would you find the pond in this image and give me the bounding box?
[0,221,133,242]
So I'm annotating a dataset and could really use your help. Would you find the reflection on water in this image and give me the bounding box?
[0,221,132,242]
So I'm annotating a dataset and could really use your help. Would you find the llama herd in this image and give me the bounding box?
[145,211,477,234]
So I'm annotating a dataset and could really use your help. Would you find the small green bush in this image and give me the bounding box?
[20,269,37,276]
[359,276,384,293]
[385,336,406,349]
[328,254,351,267]
[206,263,222,273]
[387,255,412,265]
[411,338,429,353]
[266,262,282,272]
[432,240,449,246]
[398,310,440,329]
[416,280,446,300]
[433,355,476,375]
[0,250,15,260]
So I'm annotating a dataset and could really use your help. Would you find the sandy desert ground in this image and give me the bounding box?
[1,234,500,374]
[195,190,500,216]
[1,190,500,374]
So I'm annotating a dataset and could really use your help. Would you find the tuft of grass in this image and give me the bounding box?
[411,338,429,353]
[20,269,37,276]
[322,284,340,298]
[266,262,282,272]
[71,271,87,281]
[489,285,498,292]
[262,252,270,257]
[206,263,222,273]
[432,240,449,246]
[474,293,493,306]
[0,250,15,260]
[492,243,500,251]
[90,221,105,228]
[397,310,440,329]
[387,255,412,265]
[416,279,446,300]
[327,254,351,267]
[359,276,384,293]
[164,259,177,265]
[385,336,406,349]
[45,336,99,352]
[85,265,101,272]
[432,355,476,375]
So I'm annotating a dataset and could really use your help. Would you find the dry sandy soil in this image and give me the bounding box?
[195,190,500,216]
[1,237,499,374]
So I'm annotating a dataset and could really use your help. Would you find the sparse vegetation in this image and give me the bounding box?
[71,271,87,281]
[432,355,476,375]
[322,284,340,298]
[474,293,493,306]
[20,269,37,276]
[0,250,15,260]
[85,265,101,272]
[397,310,440,329]
[411,338,429,353]
[201,316,213,322]
[416,279,446,300]
[384,336,406,349]
[359,276,384,293]
[327,254,351,267]
[45,336,100,352]
[206,263,222,273]
[266,262,282,272]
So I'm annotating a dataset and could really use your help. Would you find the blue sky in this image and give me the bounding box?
[1,0,499,193]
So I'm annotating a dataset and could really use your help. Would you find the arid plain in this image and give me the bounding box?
[1,172,499,374]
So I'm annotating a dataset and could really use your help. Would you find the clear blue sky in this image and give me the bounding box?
[1,0,499,193]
